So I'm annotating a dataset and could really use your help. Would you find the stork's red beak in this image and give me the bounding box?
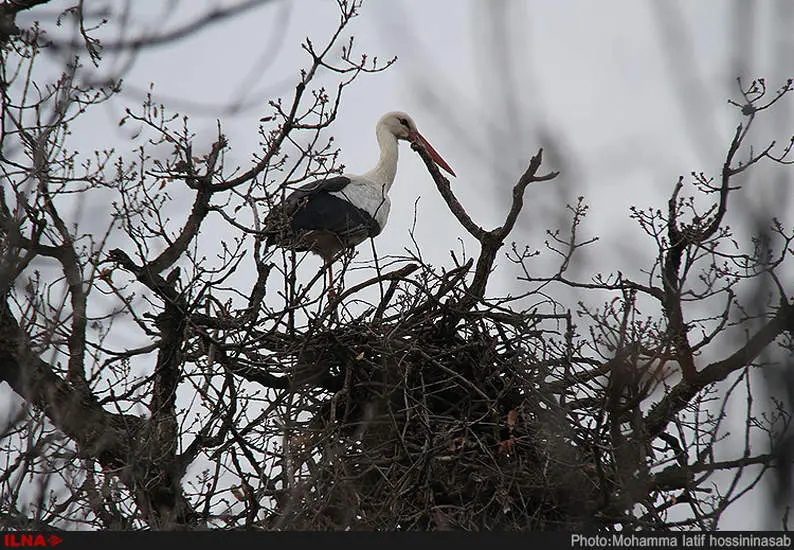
[412,131,456,177]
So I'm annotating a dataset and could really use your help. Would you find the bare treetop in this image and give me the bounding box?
[0,0,793,531]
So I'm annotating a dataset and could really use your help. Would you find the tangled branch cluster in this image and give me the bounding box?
[253,151,599,530]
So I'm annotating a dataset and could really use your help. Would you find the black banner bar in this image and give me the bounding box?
[0,531,791,550]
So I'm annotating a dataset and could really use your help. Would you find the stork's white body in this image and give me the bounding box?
[328,116,400,231]
[263,111,455,294]
[328,178,392,232]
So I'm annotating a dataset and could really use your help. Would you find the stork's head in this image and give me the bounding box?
[378,111,456,177]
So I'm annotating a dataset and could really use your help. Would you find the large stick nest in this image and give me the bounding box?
[273,270,602,530]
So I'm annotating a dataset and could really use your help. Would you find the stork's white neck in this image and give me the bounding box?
[361,122,398,192]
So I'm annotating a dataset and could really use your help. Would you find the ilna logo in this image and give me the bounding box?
[3,534,62,547]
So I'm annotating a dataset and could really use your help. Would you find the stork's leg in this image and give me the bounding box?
[326,262,336,299]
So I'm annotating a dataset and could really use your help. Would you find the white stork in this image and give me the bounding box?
[264,111,455,295]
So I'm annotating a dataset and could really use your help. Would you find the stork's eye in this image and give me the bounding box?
[399,118,410,128]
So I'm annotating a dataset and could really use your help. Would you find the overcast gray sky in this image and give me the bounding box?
[57,0,792,279]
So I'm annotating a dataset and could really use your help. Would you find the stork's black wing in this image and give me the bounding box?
[280,176,351,205]
[264,176,381,249]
